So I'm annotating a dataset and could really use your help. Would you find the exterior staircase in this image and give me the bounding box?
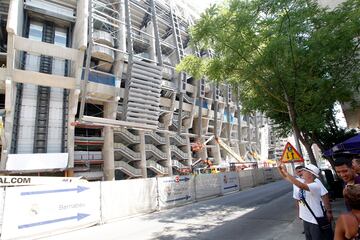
[145,131,166,145]
[172,159,187,169]
[114,127,140,144]
[147,160,168,175]
[183,94,194,104]
[144,145,167,160]
[114,143,141,161]
[170,145,188,159]
[114,161,142,178]
[170,134,187,145]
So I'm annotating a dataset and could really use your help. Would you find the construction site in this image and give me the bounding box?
[0,0,271,181]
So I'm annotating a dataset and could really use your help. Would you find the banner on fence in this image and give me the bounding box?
[1,182,100,240]
[158,175,195,209]
[0,176,86,187]
[263,168,275,181]
[220,172,240,194]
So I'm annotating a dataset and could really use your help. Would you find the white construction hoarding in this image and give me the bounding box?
[1,182,100,240]
[238,170,254,189]
[220,172,240,194]
[0,187,5,234]
[194,174,221,200]
[101,178,157,223]
[158,175,195,209]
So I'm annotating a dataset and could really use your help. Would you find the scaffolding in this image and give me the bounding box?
[0,0,266,180]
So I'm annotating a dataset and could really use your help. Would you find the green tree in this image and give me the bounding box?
[177,0,360,166]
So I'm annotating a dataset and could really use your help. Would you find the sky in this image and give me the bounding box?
[184,0,222,12]
[334,102,347,128]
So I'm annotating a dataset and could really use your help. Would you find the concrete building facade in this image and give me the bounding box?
[0,0,267,180]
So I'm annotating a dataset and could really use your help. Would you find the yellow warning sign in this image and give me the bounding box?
[280,142,304,163]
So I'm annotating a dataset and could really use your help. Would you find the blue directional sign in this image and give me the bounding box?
[165,195,191,203]
[179,177,190,182]
[18,213,90,229]
[224,184,238,190]
[164,177,190,183]
[21,186,89,196]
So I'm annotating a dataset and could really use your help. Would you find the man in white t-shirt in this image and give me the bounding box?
[293,166,333,222]
[279,163,333,240]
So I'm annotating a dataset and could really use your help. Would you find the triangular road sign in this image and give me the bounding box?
[280,142,304,163]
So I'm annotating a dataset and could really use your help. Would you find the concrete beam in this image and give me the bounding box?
[81,115,157,130]
[12,69,77,89]
[14,36,82,61]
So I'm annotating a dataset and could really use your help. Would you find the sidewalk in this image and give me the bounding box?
[274,198,346,240]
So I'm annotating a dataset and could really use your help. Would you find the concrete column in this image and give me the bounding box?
[185,135,192,166]
[149,0,162,66]
[255,112,259,149]
[226,86,231,143]
[112,0,126,90]
[139,130,147,178]
[165,133,173,176]
[6,0,24,36]
[0,78,16,169]
[201,118,209,160]
[1,33,16,168]
[102,101,117,180]
[146,22,156,61]
[73,0,88,50]
[218,105,225,137]
[212,144,222,165]
[192,117,206,160]
[236,101,242,145]
[118,0,126,52]
[67,89,80,170]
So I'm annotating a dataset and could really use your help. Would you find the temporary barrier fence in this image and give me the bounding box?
[158,175,196,209]
[1,182,101,240]
[194,173,221,200]
[101,178,157,223]
[238,169,254,189]
[220,172,240,194]
[0,188,5,235]
[0,168,281,239]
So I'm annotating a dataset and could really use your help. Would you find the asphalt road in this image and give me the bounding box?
[42,180,297,240]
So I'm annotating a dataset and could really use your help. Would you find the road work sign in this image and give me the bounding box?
[280,142,304,163]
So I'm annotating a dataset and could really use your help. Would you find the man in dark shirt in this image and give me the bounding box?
[335,158,360,185]
[334,158,360,210]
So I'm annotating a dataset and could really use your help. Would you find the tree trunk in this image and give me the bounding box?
[284,93,317,166]
[299,137,317,166]
[284,94,303,156]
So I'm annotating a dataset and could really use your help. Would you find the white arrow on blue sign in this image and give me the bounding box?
[18,213,90,229]
[20,186,89,196]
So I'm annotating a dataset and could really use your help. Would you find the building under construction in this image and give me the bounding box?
[0,0,268,180]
